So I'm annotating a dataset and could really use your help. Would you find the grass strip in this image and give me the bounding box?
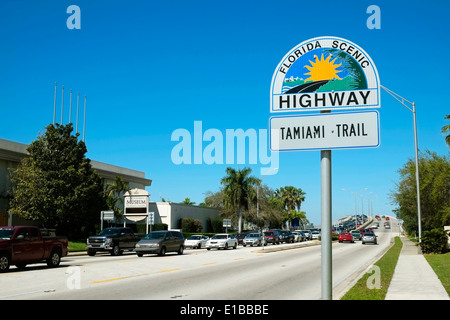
[340,236,403,300]
[424,253,450,297]
[68,241,87,252]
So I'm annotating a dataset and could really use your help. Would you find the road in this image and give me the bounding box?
[0,221,399,300]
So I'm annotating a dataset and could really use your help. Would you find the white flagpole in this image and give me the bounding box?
[61,85,64,124]
[53,82,57,125]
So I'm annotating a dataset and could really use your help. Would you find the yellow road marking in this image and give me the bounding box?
[202,262,217,266]
[92,273,148,284]
[158,268,180,273]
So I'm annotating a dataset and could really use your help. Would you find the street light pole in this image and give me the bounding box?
[381,85,422,244]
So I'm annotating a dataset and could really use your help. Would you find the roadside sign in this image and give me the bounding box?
[270,36,380,113]
[270,110,380,151]
[148,212,155,225]
[101,210,115,221]
[223,219,232,227]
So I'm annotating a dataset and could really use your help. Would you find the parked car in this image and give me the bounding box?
[206,234,237,250]
[351,230,362,240]
[338,232,354,243]
[243,233,266,247]
[292,231,306,242]
[86,227,141,256]
[301,230,312,240]
[311,230,321,240]
[135,230,185,256]
[234,233,247,245]
[0,226,68,272]
[184,235,209,249]
[279,230,295,243]
[263,231,280,245]
[384,222,391,229]
[362,232,377,245]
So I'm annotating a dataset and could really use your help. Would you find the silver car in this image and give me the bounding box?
[243,233,266,247]
[362,232,377,245]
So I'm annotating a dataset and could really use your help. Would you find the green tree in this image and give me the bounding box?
[9,123,107,239]
[274,186,307,228]
[220,167,260,233]
[391,150,450,234]
[181,197,195,205]
[442,114,450,147]
[105,175,130,222]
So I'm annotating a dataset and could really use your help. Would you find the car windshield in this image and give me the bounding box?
[144,232,166,240]
[212,234,228,239]
[364,232,375,236]
[98,228,120,236]
[0,228,15,240]
[188,235,201,240]
[247,233,260,238]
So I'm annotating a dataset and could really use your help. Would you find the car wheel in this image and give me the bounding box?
[87,249,96,256]
[111,244,121,256]
[178,245,184,255]
[0,254,10,272]
[225,243,229,250]
[137,253,144,257]
[233,243,237,249]
[159,246,166,256]
[46,249,61,268]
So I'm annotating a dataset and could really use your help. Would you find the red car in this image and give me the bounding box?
[338,231,354,243]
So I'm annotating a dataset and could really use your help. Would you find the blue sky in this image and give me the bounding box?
[1,0,449,225]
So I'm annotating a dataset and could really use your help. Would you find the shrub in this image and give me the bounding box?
[181,218,202,233]
[421,228,448,254]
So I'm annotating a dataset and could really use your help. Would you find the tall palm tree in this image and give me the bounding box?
[442,114,450,147]
[275,186,306,228]
[105,176,130,221]
[221,167,260,233]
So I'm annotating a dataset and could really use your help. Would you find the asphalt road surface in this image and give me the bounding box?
[0,220,398,300]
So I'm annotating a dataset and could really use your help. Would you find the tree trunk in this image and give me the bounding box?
[238,206,242,233]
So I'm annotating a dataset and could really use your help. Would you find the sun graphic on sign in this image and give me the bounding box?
[304,53,342,83]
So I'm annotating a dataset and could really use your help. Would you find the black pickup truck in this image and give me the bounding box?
[86,227,141,256]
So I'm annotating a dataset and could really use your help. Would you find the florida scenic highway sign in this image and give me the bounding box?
[269,36,381,151]
[270,36,380,113]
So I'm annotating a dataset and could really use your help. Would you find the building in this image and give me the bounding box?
[0,138,152,225]
[149,202,220,232]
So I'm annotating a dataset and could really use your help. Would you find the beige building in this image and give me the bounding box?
[149,202,220,232]
[0,138,152,225]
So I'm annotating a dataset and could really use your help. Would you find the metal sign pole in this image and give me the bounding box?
[321,149,332,300]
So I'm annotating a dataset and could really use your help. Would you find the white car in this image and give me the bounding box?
[206,234,237,250]
[311,231,321,240]
[184,235,209,249]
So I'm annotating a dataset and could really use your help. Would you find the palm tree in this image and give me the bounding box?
[275,186,306,228]
[182,197,195,205]
[442,114,450,147]
[221,167,260,233]
[105,176,130,221]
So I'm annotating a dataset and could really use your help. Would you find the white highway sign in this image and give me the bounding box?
[269,110,380,151]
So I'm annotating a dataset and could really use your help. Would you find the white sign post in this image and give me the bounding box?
[269,36,381,300]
